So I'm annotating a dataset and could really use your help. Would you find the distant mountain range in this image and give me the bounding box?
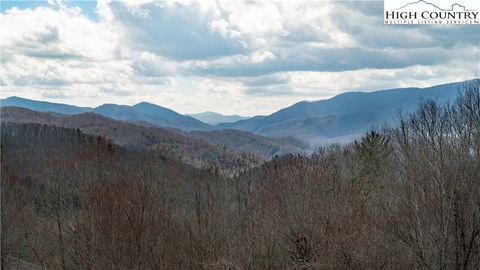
[0,80,471,144]
[187,111,250,125]
[91,102,211,131]
[1,97,210,131]
[1,107,308,161]
[0,96,91,115]
[217,81,466,143]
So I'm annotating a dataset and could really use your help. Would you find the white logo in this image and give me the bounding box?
[384,0,480,24]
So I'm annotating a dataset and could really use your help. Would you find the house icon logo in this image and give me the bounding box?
[384,0,479,24]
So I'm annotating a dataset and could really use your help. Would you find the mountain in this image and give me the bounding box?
[91,102,211,131]
[91,104,146,122]
[132,102,211,131]
[217,81,467,143]
[1,106,307,161]
[1,97,211,131]
[1,80,471,144]
[187,111,250,125]
[0,96,91,114]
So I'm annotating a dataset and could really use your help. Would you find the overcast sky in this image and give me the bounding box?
[1,0,479,115]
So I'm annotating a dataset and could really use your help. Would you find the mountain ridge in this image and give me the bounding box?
[1,80,473,144]
[1,106,308,161]
[1,96,211,131]
[187,111,250,125]
[215,80,469,143]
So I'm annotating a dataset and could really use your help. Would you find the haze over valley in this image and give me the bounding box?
[2,80,470,146]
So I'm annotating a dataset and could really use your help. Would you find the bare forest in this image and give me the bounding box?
[1,79,480,269]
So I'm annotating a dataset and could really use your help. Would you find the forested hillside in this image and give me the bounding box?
[1,107,307,172]
[1,79,479,269]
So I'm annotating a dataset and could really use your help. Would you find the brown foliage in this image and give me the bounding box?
[1,79,479,269]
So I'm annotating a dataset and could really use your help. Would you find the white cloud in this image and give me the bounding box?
[104,0,248,60]
[0,4,136,103]
[0,0,478,115]
[1,6,116,60]
[131,51,178,77]
[251,51,276,63]
[198,78,244,97]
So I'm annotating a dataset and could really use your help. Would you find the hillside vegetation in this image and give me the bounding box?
[1,79,479,269]
[1,107,308,171]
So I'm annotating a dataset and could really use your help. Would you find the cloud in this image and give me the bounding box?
[100,84,135,96]
[191,46,475,77]
[131,52,178,77]
[184,1,478,78]
[40,88,72,99]
[106,0,248,60]
[198,78,244,97]
[0,4,135,101]
[0,0,478,115]
[241,73,290,87]
[244,84,296,97]
[282,24,332,43]
[1,6,116,60]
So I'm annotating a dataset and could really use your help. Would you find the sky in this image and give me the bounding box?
[1,0,479,116]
